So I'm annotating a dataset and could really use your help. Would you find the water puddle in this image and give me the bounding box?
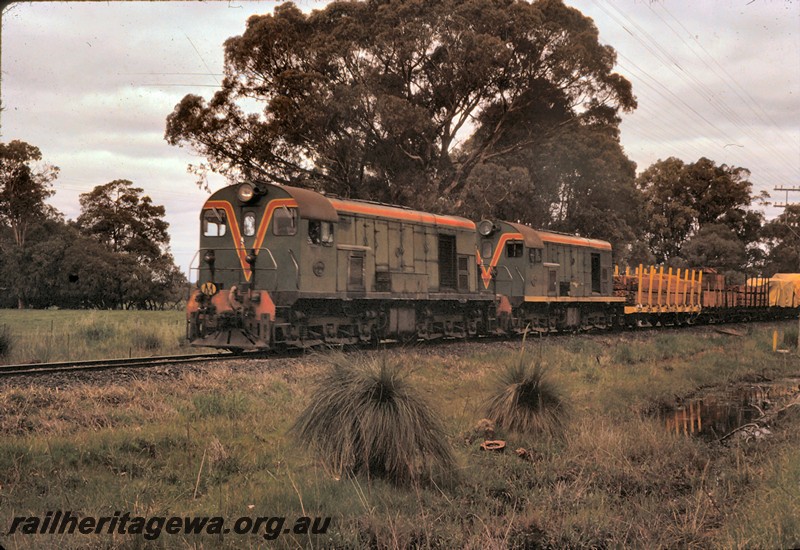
[662,378,800,439]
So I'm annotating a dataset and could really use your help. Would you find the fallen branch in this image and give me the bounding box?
[719,396,800,442]
[719,422,761,442]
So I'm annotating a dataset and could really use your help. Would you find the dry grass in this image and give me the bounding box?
[1,321,799,548]
[0,309,213,364]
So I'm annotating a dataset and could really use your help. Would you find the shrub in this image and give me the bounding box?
[484,350,568,438]
[291,354,456,486]
[79,320,115,341]
[783,326,798,350]
[0,325,12,359]
[132,329,161,351]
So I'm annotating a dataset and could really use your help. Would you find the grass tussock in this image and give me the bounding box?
[484,350,568,438]
[291,353,456,486]
[77,319,116,341]
[131,328,162,351]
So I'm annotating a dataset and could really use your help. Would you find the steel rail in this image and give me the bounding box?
[0,352,268,377]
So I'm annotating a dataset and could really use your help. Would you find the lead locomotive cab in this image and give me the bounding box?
[187,182,338,349]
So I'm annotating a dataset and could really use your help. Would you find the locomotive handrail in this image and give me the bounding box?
[256,248,278,271]
[192,247,280,269]
[288,248,300,290]
[514,267,526,287]
[187,250,200,284]
[495,265,514,282]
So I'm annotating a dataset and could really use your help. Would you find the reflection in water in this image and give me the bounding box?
[663,380,799,438]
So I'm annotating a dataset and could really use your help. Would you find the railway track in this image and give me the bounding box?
[1,318,792,379]
[0,351,268,377]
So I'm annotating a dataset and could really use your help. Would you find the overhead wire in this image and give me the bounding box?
[597,0,797,184]
[590,0,797,188]
[657,2,799,144]
[645,2,799,171]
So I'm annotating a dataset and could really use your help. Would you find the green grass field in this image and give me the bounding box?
[0,316,799,548]
[0,309,201,364]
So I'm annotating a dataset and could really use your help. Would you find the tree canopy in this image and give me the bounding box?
[0,146,186,310]
[0,140,59,249]
[77,179,170,263]
[761,204,800,276]
[636,157,762,272]
[75,179,185,309]
[166,0,636,221]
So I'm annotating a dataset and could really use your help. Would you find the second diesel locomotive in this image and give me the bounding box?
[187,182,623,349]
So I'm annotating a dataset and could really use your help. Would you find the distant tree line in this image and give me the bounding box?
[165,0,796,282]
[0,141,186,309]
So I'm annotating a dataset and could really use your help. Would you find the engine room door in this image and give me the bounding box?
[438,234,457,291]
[591,253,601,294]
[548,269,558,297]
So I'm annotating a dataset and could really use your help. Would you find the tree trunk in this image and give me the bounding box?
[17,296,25,309]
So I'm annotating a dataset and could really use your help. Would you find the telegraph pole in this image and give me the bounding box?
[774,186,800,355]
[774,186,800,209]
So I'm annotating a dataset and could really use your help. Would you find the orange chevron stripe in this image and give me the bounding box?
[204,198,298,281]
[205,200,249,279]
[477,233,523,289]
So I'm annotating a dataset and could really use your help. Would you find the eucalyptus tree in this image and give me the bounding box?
[77,179,170,262]
[166,0,636,219]
[77,180,185,309]
[637,157,761,269]
[761,204,800,275]
[0,140,59,308]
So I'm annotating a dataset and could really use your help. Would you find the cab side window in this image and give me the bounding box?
[203,209,227,237]
[273,207,297,236]
[308,220,334,245]
[506,241,523,258]
[529,248,542,264]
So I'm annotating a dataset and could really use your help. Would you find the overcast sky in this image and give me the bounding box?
[1,0,799,277]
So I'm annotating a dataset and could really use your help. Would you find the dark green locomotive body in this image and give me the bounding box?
[188,183,492,349]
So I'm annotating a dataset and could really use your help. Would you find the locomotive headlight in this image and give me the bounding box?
[237,182,256,203]
[203,250,216,265]
[478,219,496,237]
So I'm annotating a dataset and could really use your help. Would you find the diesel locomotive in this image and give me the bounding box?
[186,182,625,350]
